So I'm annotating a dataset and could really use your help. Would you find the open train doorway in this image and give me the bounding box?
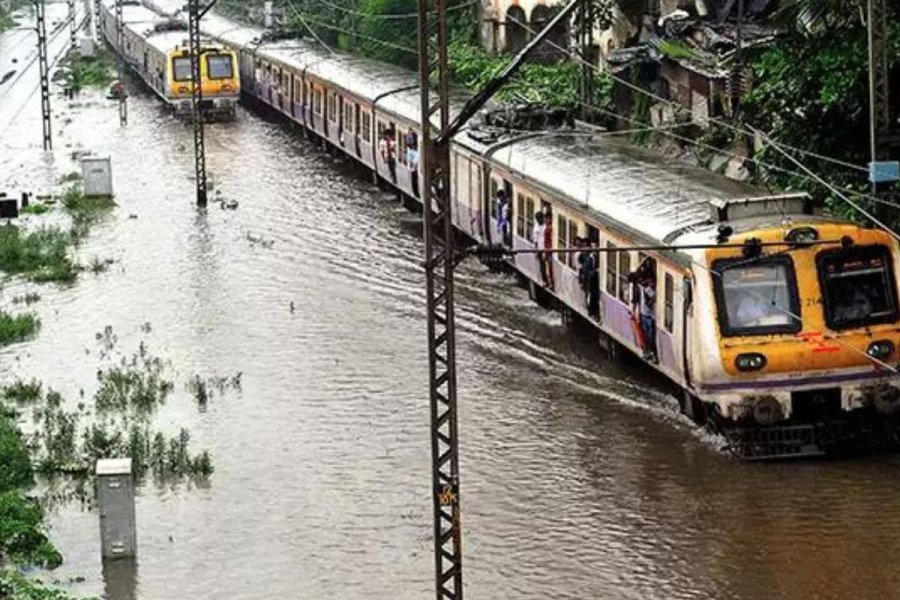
[586,224,601,321]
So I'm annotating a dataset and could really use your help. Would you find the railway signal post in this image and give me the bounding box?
[188,0,217,207]
[34,0,52,151]
[115,0,127,125]
[415,2,581,597]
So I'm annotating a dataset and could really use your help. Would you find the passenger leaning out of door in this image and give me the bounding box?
[542,205,555,291]
[629,258,658,363]
[379,127,397,182]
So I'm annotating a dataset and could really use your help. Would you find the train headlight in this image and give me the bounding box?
[222,83,233,92]
[867,340,895,360]
[735,353,767,372]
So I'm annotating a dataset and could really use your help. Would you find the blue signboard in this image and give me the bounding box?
[870,161,900,183]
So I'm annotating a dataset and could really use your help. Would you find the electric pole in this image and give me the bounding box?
[115,0,127,125]
[867,0,896,213]
[578,0,596,120]
[68,0,76,50]
[415,2,581,597]
[34,0,52,151]
[189,0,216,207]
[416,0,463,595]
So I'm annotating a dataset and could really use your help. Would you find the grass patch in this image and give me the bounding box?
[0,312,39,347]
[20,203,50,216]
[60,185,115,238]
[2,379,43,404]
[0,225,76,283]
[66,53,115,93]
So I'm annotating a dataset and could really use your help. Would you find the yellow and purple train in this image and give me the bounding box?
[143,7,900,459]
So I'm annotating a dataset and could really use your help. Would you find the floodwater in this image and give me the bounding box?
[4,8,900,600]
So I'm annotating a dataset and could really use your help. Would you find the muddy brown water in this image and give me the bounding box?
[3,10,900,600]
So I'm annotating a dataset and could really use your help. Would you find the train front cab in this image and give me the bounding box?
[167,47,240,119]
[693,222,900,457]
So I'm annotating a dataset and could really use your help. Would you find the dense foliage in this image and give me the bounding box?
[737,3,900,221]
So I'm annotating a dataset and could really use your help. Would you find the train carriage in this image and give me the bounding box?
[99,0,240,119]
[173,8,900,458]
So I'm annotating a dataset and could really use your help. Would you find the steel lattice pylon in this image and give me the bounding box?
[115,0,127,125]
[868,0,891,163]
[68,0,76,49]
[189,0,216,207]
[416,0,463,597]
[34,0,52,151]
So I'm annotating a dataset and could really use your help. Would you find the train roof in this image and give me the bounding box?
[197,11,471,124]
[191,7,773,251]
[458,129,760,247]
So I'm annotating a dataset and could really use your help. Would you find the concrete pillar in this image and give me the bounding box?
[96,458,137,559]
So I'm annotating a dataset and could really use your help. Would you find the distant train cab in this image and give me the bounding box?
[167,45,240,119]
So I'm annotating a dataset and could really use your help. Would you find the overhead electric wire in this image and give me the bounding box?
[300,0,477,20]
[502,11,872,175]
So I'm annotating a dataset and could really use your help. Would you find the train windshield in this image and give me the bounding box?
[819,245,898,330]
[714,257,800,336]
[172,57,192,82]
[206,54,234,80]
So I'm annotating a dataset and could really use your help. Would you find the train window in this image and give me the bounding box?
[343,101,354,132]
[516,194,525,238]
[618,252,631,304]
[817,245,899,330]
[295,79,303,104]
[172,57,192,82]
[327,93,337,122]
[606,242,617,296]
[314,89,323,115]
[664,273,674,332]
[525,196,535,242]
[713,256,801,337]
[361,111,372,142]
[567,220,578,268]
[206,54,234,80]
[556,215,567,264]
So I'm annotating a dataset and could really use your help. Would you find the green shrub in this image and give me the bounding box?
[0,312,40,347]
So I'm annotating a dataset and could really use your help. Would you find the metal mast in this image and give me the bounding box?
[578,0,596,120]
[416,1,581,597]
[417,0,462,596]
[115,0,127,125]
[68,0,76,49]
[867,0,894,206]
[34,0,52,150]
[188,0,216,207]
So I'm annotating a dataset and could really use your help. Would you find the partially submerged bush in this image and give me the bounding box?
[0,312,40,347]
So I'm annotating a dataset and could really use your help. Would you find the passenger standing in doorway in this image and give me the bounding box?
[379,127,397,182]
[495,189,510,246]
[630,258,658,363]
[405,131,419,196]
[533,211,549,287]
[577,238,600,319]
[542,205,555,291]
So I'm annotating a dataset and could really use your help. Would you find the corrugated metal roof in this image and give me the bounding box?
[483,132,759,244]
[195,10,767,247]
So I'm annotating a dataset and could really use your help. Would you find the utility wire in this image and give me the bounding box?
[299,0,477,20]
[502,11,871,175]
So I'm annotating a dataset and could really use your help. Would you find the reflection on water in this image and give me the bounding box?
[3,20,900,600]
[103,558,137,600]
